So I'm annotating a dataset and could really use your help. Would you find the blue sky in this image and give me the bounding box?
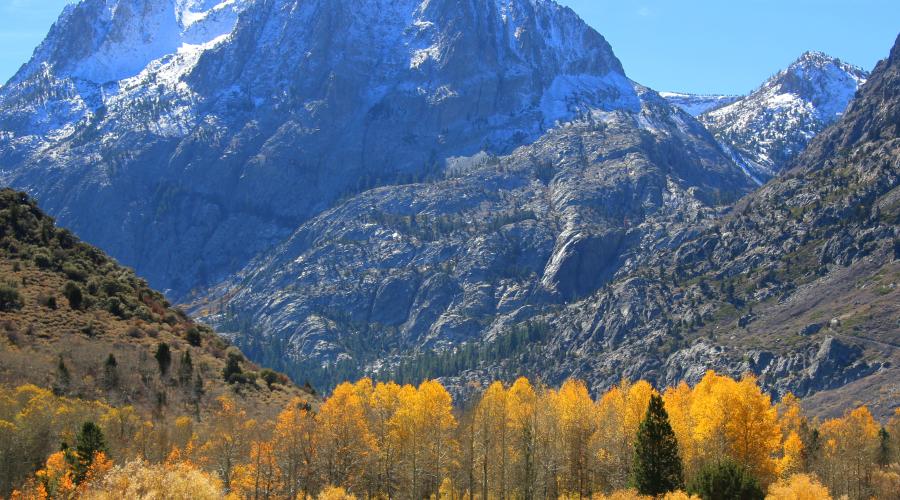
[1,0,898,95]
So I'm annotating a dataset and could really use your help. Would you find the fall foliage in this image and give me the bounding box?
[4,371,898,499]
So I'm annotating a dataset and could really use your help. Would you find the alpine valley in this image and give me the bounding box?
[0,0,897,421]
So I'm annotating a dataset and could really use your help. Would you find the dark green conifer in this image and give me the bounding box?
[632,394,684,495]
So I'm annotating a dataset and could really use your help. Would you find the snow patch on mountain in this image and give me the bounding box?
[660,92,739,116]
[21,0,248,84]
[700,51,868,180]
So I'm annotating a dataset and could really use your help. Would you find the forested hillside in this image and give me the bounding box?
[0,188,313,495]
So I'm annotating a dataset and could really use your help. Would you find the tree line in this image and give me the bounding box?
[4,371,900,499]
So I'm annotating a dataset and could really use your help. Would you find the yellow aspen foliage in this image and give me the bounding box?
[79,452,113,492]
[662,382,700,478]
[273,398,318,499]
[232,440,280,500]
[391,380,457,498]
[765,473,831,500]
[556,378,600,497]
[200,396,257,491]
[776,393,804,437]
[778,431,804,478]
[688,371,782,482]
[317,485,357,500]
[817,406,880,499]
[887,408,900,464]
[473,380,510,499]
[99,406,140,459]
[35,451,75,498]
[317,381,376,491]
[507,377,539,497]
[368,381,402,496]
[871,465,900,500]
[661,491,701,500]
[596,379,656,490]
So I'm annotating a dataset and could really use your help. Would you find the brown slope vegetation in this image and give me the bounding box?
[0,188,313,420]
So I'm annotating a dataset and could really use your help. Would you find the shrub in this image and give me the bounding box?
[259,368,285,389]
[33,250,53,269]
[0,284,23,311]
[63,282,84,310]
[223,351,244,384]
[766,473,831,500]
[39,294,58,309]
[62,263,88,282]
[185,327,202,347]
[318,486,357,500]
[687,460,764,500]
[80,459,224,499]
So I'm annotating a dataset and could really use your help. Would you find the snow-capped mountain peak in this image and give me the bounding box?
[700,51,868,180]
[12,0,249,85]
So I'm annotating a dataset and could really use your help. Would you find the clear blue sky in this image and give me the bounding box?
[1,0,898,95]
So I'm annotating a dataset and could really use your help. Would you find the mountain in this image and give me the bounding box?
[660,92,739,117]
[0,0,670,299]
[0,188,312,420]
[206,34,899,419]
[700,51,869,182]
[469,35,899,418]
[2,0,755,387]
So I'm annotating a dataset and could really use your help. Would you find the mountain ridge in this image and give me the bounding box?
[701,51,869,181]
[0,0,687,299]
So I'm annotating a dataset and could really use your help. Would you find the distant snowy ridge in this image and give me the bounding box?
[660,92,739,116]
[700,51,868,180]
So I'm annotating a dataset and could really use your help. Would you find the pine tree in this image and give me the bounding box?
[54,355,71,395]
[72,421,108,483]
[178,351,194,387]
[877,427,891,467]
[632,393,684,495]
[155,343,172,377]
[103,353,119,390]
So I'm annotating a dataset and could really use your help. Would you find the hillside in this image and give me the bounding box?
[0,188,312,421]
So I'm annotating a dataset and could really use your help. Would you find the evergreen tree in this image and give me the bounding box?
[155,343,172,377]
[72,421,108,483]
[178,351,194,387]
[632,394,684,495]
[223,351,244,383]
[53,355,70,395]
[877,427,891,467]
[102,353,119,390]
[688,459,764,500]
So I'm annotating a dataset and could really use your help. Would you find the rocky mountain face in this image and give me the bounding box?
[1,0,654,298]
[198,88,751,385]
[492,36,899,418]
[660,92,739,117]
[700,52,869,182]
[206,34,899,418]
[3,0,895,417]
